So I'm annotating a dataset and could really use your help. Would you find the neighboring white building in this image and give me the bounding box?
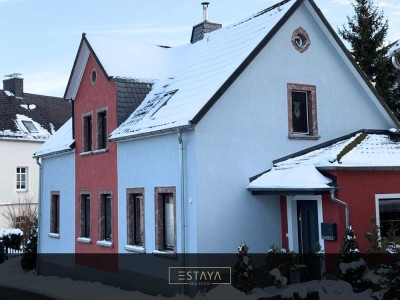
[0,75,71,228]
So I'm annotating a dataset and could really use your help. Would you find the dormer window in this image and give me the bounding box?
[22,120,38,133]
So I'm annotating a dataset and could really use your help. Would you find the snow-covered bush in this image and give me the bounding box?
[234,241,254,293]
[265,245,298,287]
[339,226,367,289]
[21,227,37,271]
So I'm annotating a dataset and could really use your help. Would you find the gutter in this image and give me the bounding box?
[35,157,42,275]
[177,129,186,254]
[109,125,193,143]
[330,189,349,229]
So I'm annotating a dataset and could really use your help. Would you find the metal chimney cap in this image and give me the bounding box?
[201,2,210,6]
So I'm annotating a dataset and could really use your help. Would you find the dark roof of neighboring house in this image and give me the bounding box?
[0,89,71,141]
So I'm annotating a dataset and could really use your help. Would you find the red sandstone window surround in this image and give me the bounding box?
[154,187,176,253]
[287,83,319,140]
[50,191,60,235]
[126,188,145,250]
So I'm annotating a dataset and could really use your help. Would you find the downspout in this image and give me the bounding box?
[330,189,349,229]
[177,129,186,254]
[36,157,42,274]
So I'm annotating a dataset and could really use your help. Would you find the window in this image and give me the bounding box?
[16,167,27,191]
[99,193,112,242]
[80,193,91,238]
[291,27,311,53]
[127,188,145,247]
[90,68,97,85]
[155,187,176,252]
[97,110,107,150]
[378,198,400,238]
[287,83,318,139]
[50,192,60,234]
[22,120,38,133]
[83,114,92,152]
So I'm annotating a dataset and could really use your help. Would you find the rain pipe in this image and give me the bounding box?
[330,189,349,229]
[36,157,42,274]
[177,129,186,254]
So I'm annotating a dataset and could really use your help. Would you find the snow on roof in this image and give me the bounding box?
[33,118,74,158]
[4,90,14,97]
[0,228,22,238]
[275,131,400,169]
[85,35,171,81]
[107,0,295,140]
[248,164,332,190]
[10,114,51,140]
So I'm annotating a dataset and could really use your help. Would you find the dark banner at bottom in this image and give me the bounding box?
[1,253,399,299]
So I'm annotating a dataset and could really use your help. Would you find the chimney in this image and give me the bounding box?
[3,73,23,97]
[202,2,209,21]
[190,2,222,44]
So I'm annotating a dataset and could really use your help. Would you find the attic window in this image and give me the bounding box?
[291,27,310,53]
[22,120,38,133]
[90,69,97,85]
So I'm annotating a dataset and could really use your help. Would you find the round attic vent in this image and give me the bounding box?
[90,68,97,85]
[291,27,311,53]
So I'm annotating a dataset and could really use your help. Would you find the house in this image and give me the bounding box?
[248,129,400,255]
[34,0,399,293]
[0,74,71,229]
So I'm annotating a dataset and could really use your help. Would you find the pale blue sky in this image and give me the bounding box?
[0,0,399,97]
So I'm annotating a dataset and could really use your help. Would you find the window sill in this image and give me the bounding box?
[92,148,108,155]
[48,233,60,239]
[77,237,91,244]
[124,245,145,253]
[96,240,113,248]
[152,250,177,259]
[16,190,28,193]
[80,151,93,156]
[288,134,320,140]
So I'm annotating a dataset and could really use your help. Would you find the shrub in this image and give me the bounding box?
[20,227,37,271]
[234,241,255,293]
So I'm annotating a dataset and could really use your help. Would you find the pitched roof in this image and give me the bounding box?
[65,0,399,142]
[33,118,74,158]
[0,89,71,141]
[66,0,299,141]
[248,129,400,193]
[270,130,400,171]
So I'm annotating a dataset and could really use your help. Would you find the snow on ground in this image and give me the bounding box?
[0,258,377,300]
[0,228,22,238]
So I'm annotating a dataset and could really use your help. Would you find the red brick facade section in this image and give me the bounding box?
[74,54,118,272]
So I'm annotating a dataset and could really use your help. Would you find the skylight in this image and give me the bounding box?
[22,120,38,133]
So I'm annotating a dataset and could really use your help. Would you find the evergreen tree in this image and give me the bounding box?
[340,226,361,263]
[234,241,254,293]
[338,0,400,119]
[21,227,37,271]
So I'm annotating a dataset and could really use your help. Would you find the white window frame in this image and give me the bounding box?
[16,167,28,191]
[286,195,324,252]
[375,193,400,238]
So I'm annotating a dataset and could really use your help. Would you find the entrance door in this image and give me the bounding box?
[297,200,319,254]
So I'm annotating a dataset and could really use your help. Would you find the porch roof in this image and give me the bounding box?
[247,164,335,195]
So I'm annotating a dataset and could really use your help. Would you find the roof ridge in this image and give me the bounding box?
[336,132,367,163]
